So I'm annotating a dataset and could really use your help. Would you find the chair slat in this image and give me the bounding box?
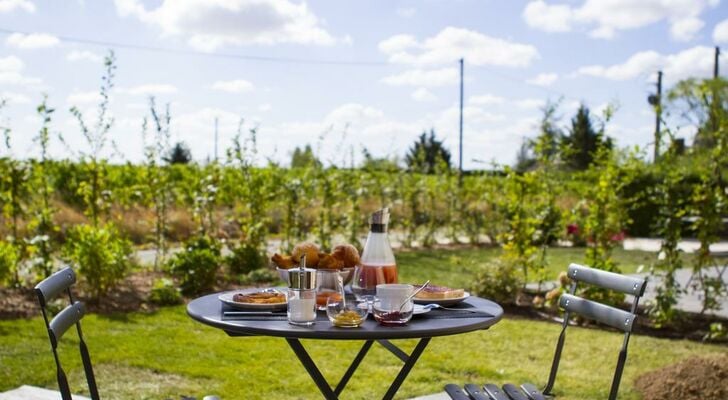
[568,263,646,296]
[35,267,76,307]
[444,384,471,400]
[559,294,635,332]
[49,302,85,347]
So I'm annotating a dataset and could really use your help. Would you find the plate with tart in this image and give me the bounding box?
[412,284,469,307]
[218,289,287,311]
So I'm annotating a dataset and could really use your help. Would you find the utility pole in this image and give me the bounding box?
[214,117,219,162]
[715,46,720,79]
[458,58,464,186]
[650,71,663,161]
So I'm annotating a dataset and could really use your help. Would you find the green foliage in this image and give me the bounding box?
[149,278,182,306]
[290,144,321,168]
[167,235,221,295]
[561,105,612,170]
[239,268,279,285]
[63,223,133,299]
[226,242,266,276]
[405,129,452,174]
[472,260,522,305]
[0,240,18,286]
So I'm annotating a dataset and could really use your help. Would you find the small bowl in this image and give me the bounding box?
[276,267,354,286]
[327,297,368,328]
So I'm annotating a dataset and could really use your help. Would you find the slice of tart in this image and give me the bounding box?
[414,284,465,300]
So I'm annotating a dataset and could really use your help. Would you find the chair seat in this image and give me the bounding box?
[444,382,546,400]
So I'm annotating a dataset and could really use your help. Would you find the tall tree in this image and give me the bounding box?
[164,141,192,164]
[405,129,451,174]
[561,105,610,170]
[290,144,321,168]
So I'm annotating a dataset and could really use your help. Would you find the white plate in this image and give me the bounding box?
[413,304,430,315]
[218,290,287,311]
[413,291,470,307]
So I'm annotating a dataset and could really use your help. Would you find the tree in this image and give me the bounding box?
[514,139,536,173]
[405,129,451,174]
[667,77,728,151]
[164,141,192,164]
[514,100,563,172]
[361,147,399,172]
[561,105,610,170]
[290,144,321,168]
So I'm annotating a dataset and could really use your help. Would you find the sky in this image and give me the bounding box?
[0,0,727,169]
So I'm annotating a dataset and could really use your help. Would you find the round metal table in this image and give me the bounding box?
[188,292,503,399]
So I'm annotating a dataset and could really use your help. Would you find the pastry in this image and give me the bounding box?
[414,285,465,300]
[332,244,360,268]
[319,253,345,270]
[233,291,286,304]
[271,253,296,268]
[292,242,320,267]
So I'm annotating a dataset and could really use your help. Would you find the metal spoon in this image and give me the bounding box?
[398,280,430,312]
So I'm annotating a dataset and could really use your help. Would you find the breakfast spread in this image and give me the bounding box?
[414,284,465,300]
[271,242,360,271]
[232,291,286,304]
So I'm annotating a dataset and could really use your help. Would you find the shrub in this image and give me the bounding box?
[149,278,182,306]
[471,260,522,305]
[226,242,266,276]
[240,268,279,285]
[167,235,221,295]
[0,240,18,286]
[63,223,133,299]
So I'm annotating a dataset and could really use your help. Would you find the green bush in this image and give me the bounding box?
[471,260,522,305]
[167,235,221,295]
[0,241,18,286]
[240,268,279,285]
[149,278,182,306]
[63,223,133,299]
[226,242,266,276]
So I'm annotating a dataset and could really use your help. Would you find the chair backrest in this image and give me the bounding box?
[35,267,99,400]
[542,263,647,400]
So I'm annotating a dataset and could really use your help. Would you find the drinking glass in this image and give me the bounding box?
[351,264,386,302]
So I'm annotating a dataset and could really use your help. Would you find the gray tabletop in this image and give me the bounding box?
[187,292,504,340]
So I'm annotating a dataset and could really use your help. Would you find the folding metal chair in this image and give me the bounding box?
[35,266,99,400]
[444,263,648,400]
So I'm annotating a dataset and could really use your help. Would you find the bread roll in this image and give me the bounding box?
[271,253,295,269]
[319,253,345,270]
[291,242,320,267]
[332,244,360,268]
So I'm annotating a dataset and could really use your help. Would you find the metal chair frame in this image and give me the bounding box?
[35,266,100,400]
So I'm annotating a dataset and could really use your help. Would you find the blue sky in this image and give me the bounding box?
[0,0,727,168]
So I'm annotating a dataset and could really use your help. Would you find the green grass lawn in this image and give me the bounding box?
[0,247,719,400]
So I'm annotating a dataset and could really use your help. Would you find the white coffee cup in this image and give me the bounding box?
[376,284,414,311]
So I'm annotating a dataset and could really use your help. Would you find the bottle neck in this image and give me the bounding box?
[370,223,387,233]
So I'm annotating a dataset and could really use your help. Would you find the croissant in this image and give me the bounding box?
[332,244,360,268]
[271,253,296,269]
[291,242,320,267]
[319,253,345,270]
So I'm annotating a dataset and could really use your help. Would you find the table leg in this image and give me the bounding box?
[381,338,431,400]
[286,338,338,400]
[285,337,431,400]
[335,340,374,396]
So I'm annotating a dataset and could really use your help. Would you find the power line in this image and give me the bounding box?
[0,27,391,66]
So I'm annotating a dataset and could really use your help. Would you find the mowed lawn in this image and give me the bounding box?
[1,247,720,400]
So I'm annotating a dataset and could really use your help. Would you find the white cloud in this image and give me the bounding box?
[210,79,254,93]
[411,88,437,102]
[6,33,60,49]
[526,72,558,87]
[523,1,573,32]
[714,18,728,44]
[396,7,416,18]
[378,27,539,68]
[468,94,505,106]
[381,67,459,87]
[117,84,178,96]
[113,0,341,51]
[66,90,102,105]
[0,91,30,104]
[514,98,545,109]
[66,50,103,63]
[0,55,41,85]
[0,0,35,13]
[258,103,272,112]
[671,17,704,42]
[576,46,725,83]
[522,0,716,41]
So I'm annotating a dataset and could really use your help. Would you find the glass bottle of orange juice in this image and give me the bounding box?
[352,208,397,300]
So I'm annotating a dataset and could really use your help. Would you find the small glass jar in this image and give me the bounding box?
[287,264,317,326]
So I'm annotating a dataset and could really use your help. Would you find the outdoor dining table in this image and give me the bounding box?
[187,292,503,400]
